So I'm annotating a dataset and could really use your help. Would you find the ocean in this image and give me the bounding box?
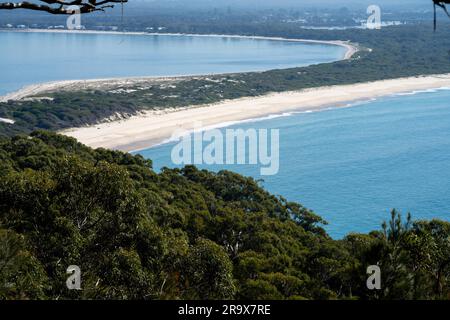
[138,89,450,238]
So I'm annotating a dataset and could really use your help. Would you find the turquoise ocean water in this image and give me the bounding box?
[0,31,345,95]
[138,89,450,238]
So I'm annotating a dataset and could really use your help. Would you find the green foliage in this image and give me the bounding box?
[183,238,236,300]
[0,132,449,300]
[0,229,48,299]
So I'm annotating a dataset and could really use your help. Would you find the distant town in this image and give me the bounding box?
[0,5,428,33]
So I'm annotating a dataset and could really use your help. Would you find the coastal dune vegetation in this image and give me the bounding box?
[1,131,450,300]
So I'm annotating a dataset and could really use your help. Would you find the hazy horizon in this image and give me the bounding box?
[132,0,429,9]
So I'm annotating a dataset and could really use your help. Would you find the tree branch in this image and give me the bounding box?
[0,0,127,14]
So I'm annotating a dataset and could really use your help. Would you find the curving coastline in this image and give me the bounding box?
[2,30,449,155]
[0,29,358,103]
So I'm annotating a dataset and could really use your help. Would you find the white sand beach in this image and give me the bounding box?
[61,74,450,152]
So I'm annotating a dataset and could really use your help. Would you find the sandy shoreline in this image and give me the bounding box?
[61,74,450,152]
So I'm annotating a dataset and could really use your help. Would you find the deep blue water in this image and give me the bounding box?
[138,89,450,238]
[0,31,345,95]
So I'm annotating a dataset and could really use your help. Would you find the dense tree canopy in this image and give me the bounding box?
[1,131,449,300]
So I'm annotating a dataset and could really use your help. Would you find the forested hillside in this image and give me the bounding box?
[1,131,449,300]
